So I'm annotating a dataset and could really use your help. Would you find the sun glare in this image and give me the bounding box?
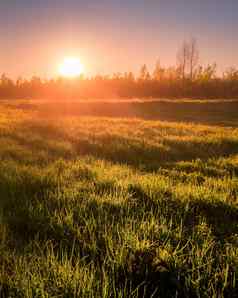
[59,57,84,78]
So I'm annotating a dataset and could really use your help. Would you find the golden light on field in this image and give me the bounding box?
[59,57,84,78]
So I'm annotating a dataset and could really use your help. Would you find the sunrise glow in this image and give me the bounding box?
[59,57,84,78]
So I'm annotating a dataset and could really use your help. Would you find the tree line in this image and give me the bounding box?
[1,38,238,100]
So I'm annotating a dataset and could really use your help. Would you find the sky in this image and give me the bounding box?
[0,0,237,78]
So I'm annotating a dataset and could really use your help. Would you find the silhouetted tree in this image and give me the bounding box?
[0,40,238,100]
[188,38,199,80]
[177,41,190,80]
[177,38,199,81]
[153,60,165,81]
[139,64,150,80]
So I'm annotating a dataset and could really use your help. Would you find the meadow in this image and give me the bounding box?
[0,99,238,297]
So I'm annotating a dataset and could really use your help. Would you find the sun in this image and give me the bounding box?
[59,57,84,78]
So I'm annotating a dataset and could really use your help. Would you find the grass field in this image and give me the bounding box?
[0,100,238,297]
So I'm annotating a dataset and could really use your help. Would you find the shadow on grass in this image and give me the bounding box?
[1,175,238,297]
[126,184,238,241]
[1,119,238,296]
[72,137,238,173]
[12,100,238,127]
[3,121,238,173]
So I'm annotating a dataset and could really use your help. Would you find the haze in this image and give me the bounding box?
[0,0,237,78]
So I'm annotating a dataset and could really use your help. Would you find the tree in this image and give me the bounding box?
[139,64,150,80]
[153,60,165,81]
[124,72,135,82]
[196,64,217,81]
[177,38,199,80]
[223,67,238,81]
[188,38,199,80]
[177,41,189,80]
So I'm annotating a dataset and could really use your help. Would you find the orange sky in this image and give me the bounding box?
[0,1,237,78]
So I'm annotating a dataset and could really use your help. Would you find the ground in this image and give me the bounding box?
[0,100,238,297]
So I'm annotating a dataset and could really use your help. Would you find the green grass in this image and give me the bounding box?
[0,101,238,297]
